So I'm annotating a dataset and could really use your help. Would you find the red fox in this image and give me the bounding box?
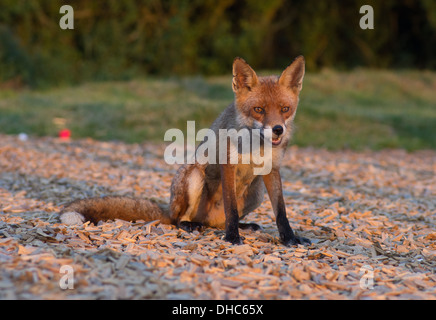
[60,56,310,246]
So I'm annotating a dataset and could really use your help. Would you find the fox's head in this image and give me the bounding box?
[232,56,305,147]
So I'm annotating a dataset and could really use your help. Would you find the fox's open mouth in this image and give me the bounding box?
[272,136,282,146]
[258,130,283,146]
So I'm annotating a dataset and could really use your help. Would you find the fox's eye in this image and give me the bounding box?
[254,107,265,114]
[281,106,290,113]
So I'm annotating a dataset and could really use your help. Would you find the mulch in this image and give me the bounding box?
[0,134,435,299]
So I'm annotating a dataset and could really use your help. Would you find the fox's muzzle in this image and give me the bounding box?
[272,125,284,136]
[258,126,285,147]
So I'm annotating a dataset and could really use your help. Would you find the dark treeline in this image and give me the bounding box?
[1,0,435,87]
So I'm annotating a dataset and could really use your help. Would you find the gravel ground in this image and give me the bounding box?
[0,134,435,300]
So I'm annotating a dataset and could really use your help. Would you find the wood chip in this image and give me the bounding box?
[0,134,435,299]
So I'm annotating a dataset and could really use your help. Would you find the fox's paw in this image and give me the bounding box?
[178,221,203,233]
[239,222,263,231]
[223,233,244,245]
[60,211,85,225]
[282,235,311,247]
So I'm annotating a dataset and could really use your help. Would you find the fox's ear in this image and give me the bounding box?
[232,57,259,93]
[279,56,305,93]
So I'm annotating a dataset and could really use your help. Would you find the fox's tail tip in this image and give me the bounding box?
[60,211,85,225]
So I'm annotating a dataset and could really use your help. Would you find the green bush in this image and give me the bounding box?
[1,0,436,87]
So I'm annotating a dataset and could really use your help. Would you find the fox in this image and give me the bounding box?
[60,56,310,246]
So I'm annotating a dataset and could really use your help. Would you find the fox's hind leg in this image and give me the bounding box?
[238,222,262,231]
[170,164,206,230]
[239,175,264,231]
[178,221,204,232]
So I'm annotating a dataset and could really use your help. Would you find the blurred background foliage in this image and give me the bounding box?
[1,0,436,87]
[0,0,435,150]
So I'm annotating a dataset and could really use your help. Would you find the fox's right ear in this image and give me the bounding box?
[232,57,259,93]
[279,56,305,93]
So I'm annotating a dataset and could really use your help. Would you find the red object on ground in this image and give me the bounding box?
[59,129,71,140]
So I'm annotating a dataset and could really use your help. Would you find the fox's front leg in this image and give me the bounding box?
[263,169,311,246]
[220,164,243,245]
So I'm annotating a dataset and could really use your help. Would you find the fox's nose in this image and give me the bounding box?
[272,125,284,136]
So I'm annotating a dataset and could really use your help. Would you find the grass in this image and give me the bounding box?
[0,69,435,150]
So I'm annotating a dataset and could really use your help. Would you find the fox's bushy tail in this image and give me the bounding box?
[59,196,172,225]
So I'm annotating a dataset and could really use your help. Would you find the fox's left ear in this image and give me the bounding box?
[232,57,259,93]
[278,56,305,93]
